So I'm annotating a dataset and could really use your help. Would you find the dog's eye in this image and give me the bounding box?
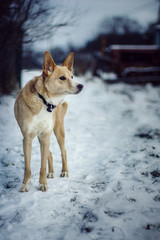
[60,76,66,80]
[71,76,73,79]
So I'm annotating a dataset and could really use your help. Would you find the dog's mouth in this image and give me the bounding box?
[75,89,82,94]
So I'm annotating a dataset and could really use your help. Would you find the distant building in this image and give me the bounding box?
[105,45,160,77]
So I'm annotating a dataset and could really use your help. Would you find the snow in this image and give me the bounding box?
[122,66,160,76]
[108,45,160,50]
[0,70,160,240]
[96,70,117,81]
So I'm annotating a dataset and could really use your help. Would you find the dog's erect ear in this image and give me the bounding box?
[62,52,74,72]
[43,51,56,78]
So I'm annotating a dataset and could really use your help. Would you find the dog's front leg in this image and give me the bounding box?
[47,151,54,178]
[20,136,33,192]
[38,134,51,191]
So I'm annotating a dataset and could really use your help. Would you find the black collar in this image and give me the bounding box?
[37,92,56,112]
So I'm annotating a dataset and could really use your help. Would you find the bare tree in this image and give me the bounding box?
[100,16,144,35]
[0,0,73,94]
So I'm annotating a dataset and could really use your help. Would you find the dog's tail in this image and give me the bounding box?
[62,102,68,116]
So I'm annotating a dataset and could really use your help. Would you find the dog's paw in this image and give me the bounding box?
[60,171,69,177]
[20,180,31,192]
[38,184,48,191]
[47,172,54,178]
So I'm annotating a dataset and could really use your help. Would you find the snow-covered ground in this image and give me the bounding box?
[0,70,160,240]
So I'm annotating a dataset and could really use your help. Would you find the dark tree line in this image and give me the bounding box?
[80,16,155,53]
[0,0,72,95]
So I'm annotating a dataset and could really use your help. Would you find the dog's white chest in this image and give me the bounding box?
[27,106,54,136]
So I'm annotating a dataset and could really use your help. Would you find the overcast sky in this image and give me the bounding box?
[33,0,159,51]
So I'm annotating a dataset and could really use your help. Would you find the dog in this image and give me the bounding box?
[14,51,83,192]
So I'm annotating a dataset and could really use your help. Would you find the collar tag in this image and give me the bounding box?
[47,104,56,112]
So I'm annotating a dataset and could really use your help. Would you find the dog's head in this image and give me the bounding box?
[42,51,83,96]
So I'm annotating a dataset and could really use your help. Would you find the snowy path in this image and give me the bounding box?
[0,71,160,240]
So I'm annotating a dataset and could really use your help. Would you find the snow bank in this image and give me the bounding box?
[0,71,160,240]
[109,45,160,50]
[122,66,160,77]
[96,70,117,81]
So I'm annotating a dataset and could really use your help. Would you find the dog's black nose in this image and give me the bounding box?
[77,84,84,91]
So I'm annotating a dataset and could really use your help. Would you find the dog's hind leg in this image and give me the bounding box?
[47,151,54,178]
[38,133,51,191]
[20,136,33,192]
[54,103,68,177]
[54,125,68,177]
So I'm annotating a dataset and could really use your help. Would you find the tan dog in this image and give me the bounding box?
[14,51,83,192]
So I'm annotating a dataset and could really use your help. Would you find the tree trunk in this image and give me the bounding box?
[16,40,23,90]
[0,42,22,95]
